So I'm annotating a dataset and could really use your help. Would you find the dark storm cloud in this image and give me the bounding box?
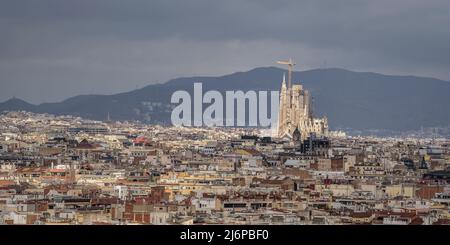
[1,0,450,103]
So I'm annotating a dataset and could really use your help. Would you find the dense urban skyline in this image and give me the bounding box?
[1,60,449,225]
[1,110,449,225]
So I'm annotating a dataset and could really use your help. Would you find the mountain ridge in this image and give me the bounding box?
[1,67,450,131]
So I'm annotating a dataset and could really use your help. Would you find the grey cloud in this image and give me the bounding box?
[0,0,449,103]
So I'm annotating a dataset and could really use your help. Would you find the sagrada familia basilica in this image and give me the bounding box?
[277,59,328,139]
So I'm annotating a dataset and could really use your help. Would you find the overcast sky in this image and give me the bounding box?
[1,0,450,103]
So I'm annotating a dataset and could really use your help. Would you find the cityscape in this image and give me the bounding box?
[2,4,450,242]
[1,66,449,225]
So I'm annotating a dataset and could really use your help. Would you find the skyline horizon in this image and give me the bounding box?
[2,65,450,105]
[1,64,450,135]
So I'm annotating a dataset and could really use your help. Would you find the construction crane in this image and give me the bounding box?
[277,58,296,89]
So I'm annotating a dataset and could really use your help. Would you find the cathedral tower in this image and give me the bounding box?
[277,59,328,139]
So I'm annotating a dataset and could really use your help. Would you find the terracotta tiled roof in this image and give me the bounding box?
[409,217,424,225]
[0,180,15,186]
